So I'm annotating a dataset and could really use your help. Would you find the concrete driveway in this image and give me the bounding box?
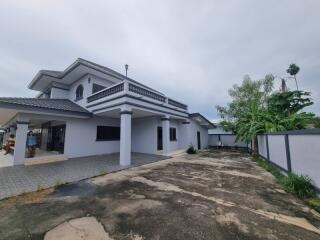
[0,150,320,240]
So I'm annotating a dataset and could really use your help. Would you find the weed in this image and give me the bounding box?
[253,156,319,213]
[281,174,315,199]
[306,198,320,213]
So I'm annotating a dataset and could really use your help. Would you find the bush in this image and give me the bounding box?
[281,174,315,199]
[186,145,197,154]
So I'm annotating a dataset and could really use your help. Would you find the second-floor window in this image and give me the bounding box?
[75,85,84,100]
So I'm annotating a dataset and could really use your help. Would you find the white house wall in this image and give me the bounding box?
[69,74,115,108]
[64,116,120,158]
[50,87,69,99]
[131,117,158,154]
[189,120,208,150]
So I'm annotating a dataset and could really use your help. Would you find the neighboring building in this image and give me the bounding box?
[0,58,214,166]
[208,125,247,148]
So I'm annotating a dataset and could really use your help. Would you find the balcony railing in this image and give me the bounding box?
[168,98,188,110]
[86,81,188,111]
[87,82,124,103]
[128,83,166,102]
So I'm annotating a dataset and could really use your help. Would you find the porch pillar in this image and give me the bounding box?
[120,110,132,166]
[162,116,170,155]
[13,121,29,165]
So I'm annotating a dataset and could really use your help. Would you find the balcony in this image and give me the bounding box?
[86,81,188,111]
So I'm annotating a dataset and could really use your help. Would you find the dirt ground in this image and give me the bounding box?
[0,149,320,240]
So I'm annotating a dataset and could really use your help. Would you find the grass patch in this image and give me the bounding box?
[306,198,320,213]
[281,174,315,199]
[253,157,319,213]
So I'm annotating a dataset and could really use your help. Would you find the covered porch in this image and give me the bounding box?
[0,115,68,167]
[0,98,91,167]
[94,104,190,166]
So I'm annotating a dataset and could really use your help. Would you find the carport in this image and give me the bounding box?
[0,152,169,200]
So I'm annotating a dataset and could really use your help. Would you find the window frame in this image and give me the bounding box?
[75,84,84,101]
[92,83,106,94]
[169,127,177,141]
[96,125,120,141]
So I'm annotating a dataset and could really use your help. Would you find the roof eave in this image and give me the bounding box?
[0,102,92,118]
[189,113,216,128]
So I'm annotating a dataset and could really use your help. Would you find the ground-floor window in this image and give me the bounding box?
[96,126,120,141]
[170,127,177,141]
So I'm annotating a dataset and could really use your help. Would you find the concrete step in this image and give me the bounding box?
[24,154,67,166]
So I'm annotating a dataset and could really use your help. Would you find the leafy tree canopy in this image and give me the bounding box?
[216,75,314,145]
[287,63,300,76]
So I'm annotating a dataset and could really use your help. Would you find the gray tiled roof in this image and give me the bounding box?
[0,98,91,116]
[189,113,215,128]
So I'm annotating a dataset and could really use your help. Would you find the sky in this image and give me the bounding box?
[0,0,319,121]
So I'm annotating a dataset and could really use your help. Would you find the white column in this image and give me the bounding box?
[162,117,170,155]
[120,110,132,166]
[13,122,28,165]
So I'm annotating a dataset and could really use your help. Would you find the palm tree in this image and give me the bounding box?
[286,63,300,90]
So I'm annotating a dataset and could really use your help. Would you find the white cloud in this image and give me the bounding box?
[0,0,319,119]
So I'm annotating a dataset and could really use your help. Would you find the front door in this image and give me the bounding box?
[47,125,66,153]
[157,126,163,151]
[197,131,201,149]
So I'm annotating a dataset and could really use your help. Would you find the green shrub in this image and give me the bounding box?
[281,174,315,199]
[186,145,197,154]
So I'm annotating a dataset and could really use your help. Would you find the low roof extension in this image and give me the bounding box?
[189,113,215,128]
[0,98,91,118]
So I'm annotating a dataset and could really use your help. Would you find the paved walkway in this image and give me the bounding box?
[0,153,169,200]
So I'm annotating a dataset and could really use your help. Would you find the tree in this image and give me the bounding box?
[308,116,320,128]
[216,75,274,154]
[265,91,314,131]
[216,75,314,156]
[216,74,274,121]
[287,63,300,90]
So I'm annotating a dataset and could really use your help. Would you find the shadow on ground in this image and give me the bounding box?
[0,149,320,240]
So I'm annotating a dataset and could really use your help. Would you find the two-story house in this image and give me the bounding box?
[0,58,214,166]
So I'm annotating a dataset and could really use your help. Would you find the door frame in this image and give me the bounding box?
[157,126,163,151]
[197,131,201,150]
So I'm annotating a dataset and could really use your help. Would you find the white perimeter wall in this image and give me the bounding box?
[268,135,287,170]
[257,133,320,189]
[257,135,267,159]
[289,135,320,189]
[209,134,247,148]
[64,116,120,158]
